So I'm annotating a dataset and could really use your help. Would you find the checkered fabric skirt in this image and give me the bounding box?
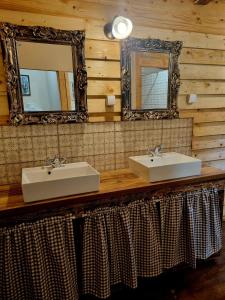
[81,187,222,298]
[0,187,222,299]
[159,187,222,269]
[0,214,78,300]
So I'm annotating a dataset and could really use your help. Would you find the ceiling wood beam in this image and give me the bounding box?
[194,0,212,4]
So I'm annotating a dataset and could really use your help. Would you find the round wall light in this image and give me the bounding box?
[104,16,133,40]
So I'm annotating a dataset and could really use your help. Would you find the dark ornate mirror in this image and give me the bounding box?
[0,23,88,125]
[121,37,183,120]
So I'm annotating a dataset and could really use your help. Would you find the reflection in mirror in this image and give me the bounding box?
[131,51,169,110]
[17,41,75,112]
[0,23,87,125]
[121,37,182,120]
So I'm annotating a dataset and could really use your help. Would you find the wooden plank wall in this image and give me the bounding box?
[0,1,224,168]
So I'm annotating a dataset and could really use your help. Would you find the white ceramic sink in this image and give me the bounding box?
[129,152,201,182]
[22,162,100,202]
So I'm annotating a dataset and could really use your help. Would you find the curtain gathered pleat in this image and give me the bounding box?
[160,187,222,270]
[128,200,162,277]
[81,206,138,299]
[160,192,196,269]
[186,188,222,260]
[0,214,78,300]
[0,187,222,300]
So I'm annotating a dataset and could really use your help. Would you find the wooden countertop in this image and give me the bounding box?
[0,166,225,218]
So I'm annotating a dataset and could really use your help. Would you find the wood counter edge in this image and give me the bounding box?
[0,166,225,218]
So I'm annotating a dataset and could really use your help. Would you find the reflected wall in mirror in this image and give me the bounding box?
[0,23,87,125]
[121,38,183,120]
[17,42,75,112]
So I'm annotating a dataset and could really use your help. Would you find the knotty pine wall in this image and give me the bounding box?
[0,0,225,168]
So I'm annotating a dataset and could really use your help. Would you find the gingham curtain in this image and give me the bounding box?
[187,187,222,260]
[81,187,222,299]
[0,214,78,300]
[0,187,222,300]
[81,206,138,299]
[160,187,222,270]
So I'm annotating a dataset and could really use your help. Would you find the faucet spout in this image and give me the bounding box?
[45,155,66,169]
[148,144,163,157]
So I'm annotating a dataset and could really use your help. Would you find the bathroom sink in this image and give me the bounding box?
[129,152,201,182]
[22,162,100,202]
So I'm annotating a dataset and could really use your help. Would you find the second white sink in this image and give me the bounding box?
[22,162,100,202]
[129,152,201,182]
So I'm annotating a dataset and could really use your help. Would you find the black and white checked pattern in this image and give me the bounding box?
[81,206,137,299]
[81,199,162,298]
[160,187,222,270]
[81,210,111,299]
[0,214,78,300]
[0,187,222,300]
[159,192,196,269]
[128,200,162,277]
[186,187,222,260]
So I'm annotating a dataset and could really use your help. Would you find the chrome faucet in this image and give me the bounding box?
[45,155,66,169]
[148,144,163,157]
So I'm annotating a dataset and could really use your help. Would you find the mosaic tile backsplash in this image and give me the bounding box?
[0,119,193,185]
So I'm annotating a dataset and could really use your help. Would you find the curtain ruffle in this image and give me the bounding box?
[0,187,222,299]
[0,214,78,300]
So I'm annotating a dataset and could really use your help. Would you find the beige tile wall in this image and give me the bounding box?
[0,118,193,185]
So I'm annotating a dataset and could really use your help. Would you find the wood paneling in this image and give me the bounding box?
[0,1,224,166]
[86,60,120,78]
[193,148,225,162]
[85,40,120,60]
[0,0,225,35]
[180,81,225,95]
[181,111,225,123]
[0,95,9,116]
[193,135,225,150]
[193,122,225,137]
[180,65,225,80]
[88,98,121,113]
[180,48,225,65]
[178,95,225,110]
[87,80,120,96]
[195,0,212,5]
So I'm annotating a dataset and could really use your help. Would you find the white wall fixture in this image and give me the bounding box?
[104,16,133,40]
[186,94,198,104]
[106,95,116,106]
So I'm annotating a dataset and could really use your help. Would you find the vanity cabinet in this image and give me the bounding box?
[0,167,224,299]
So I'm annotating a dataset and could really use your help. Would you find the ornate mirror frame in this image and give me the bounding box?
[121,37,183,120]
[0,23,88,125]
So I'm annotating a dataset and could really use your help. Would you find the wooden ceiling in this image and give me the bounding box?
[0,0,224,35]
[195,0,212,4]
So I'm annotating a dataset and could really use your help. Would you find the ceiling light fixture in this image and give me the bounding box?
[104,16,133,40]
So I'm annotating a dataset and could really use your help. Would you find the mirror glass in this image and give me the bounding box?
[131,51,169,110]
[16,41,75,112]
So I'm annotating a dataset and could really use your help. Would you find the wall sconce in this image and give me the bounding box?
[104,16,133,40]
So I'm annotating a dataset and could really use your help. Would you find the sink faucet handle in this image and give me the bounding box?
[59,157,66,164]
[148,144,163,157]
[148,146,155,157]
[155,144,163,153]
[46,157,53,165]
